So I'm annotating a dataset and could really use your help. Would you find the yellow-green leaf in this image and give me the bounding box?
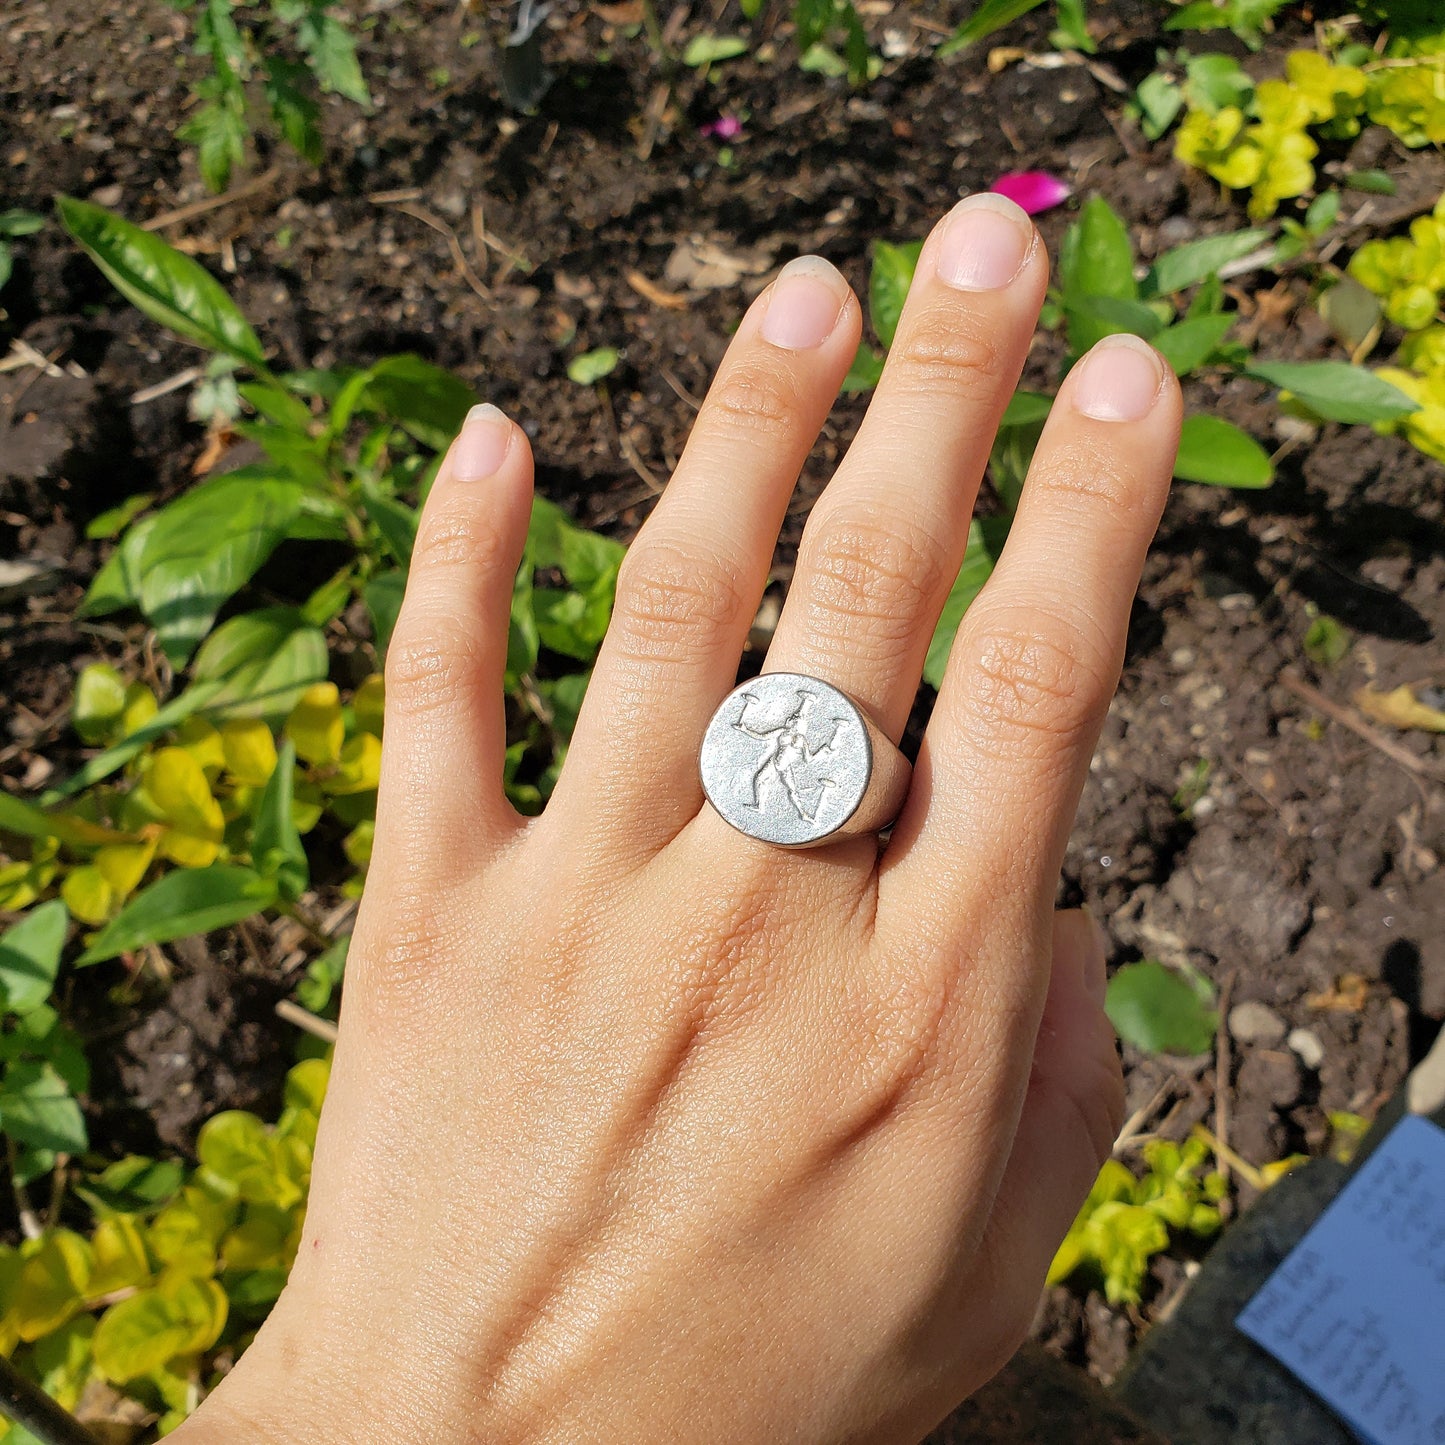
[92,1276,228,1382]
[220,718,278,786]
[62,865,115,925]
[88,1215,152,1297]
[11,1231,92,1342]
[285,682,344,766]
[73,663,128,745]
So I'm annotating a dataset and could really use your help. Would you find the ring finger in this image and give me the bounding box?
[762,193,1048,743]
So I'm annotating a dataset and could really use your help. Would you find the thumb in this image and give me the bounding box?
[974,908,1124,1319]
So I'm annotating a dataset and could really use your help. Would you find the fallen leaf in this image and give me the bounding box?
[1306,973,1371,1013]
[192,427,235,476]
[1353,683,1445,733]
[664,235,774,292]
[626,269,689,310]
[593,0,643,23]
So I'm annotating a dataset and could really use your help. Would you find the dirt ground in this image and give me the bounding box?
[2,0,1442,1381]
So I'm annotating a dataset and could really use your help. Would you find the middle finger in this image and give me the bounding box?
[764,193,1048,742]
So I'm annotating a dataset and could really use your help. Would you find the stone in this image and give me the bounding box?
[1237,1050,1304,1111]
[1287,1028,1325,1071]
[922,1345,1165,1445]
[1228,1001,1287,1047]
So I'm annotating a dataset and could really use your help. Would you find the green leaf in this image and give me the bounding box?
[939,0,1047,55]
[1000,390,1054,426]
[1064,295,1162,355]
[1304,613,1351,668]
[1245,361,1419,425]
[842,342,885,393]
[361,485,419,566]
[1173,415,1273,488]
[0,792,65,843]
[237,379,313,432]
[1152,314,1234,376]
[85,493,155,541]
[296,935,348,1014]
[73,663,129,745]
[190,607,329,721]
[567,347,620,386]
[1059,196,1136,304]
[296,8,370,105]
[0,901,68,1017]
[76,1155,186,1217]
[263,56,323,165]
[1050,0,1094,52]
[1142,228,1270,298]
[252,739,307,903]
[359,354,473,450]
[80,511,159,618]
[923,517,1010,689]
[56,197,266,369]
[1305,189,1340,236]
[178,85,248,194]
[507,559,539,681]
[1182,52,1253,112]
[683,33,749,65]
[1343,169,1396,196]
[77,865,278,965]
[0,1061,88,1154]
[363,571,406,652]
[1134,71,1183,140]
[869,240,922,350]
[0,209,45,239]
[1105,959,1217,1055]
[136,472,306,664]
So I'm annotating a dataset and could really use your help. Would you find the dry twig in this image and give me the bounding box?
[1281,670,1445,783]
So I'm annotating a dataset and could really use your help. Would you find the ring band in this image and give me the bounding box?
[699,672,912,848]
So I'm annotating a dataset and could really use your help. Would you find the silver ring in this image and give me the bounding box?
[699,672,912,848]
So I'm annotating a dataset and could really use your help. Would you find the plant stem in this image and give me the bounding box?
[640,0,670,63]
[0,1354,101,1445]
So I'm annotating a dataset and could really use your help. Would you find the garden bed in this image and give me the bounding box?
[2,0,1443,1396]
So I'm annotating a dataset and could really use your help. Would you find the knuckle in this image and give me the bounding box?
[704,354,804,444]
[887,303,1004,400]
[1034,438,1145,516]
[798,507,948,649]
[384,623,486,717]
[413,499,513,577]
[610,537,748,662]
[956,611,1116,756]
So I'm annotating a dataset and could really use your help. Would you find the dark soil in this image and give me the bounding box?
[2,0,1443,1387]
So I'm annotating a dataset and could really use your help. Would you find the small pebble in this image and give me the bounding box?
[1287,1027,1325,1070]
[1228,1000,1287,1047]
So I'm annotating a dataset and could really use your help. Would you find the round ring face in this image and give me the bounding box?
[699,673,873,847]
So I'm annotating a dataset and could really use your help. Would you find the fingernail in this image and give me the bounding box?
[1080,906,1109,1005]
[761,256,847,350]
[453,403,513,480]
[1072,335,1166,422]
[936,193,1033,291]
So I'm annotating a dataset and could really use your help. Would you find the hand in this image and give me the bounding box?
[177,194,1180,1444]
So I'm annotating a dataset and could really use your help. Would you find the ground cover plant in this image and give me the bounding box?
[3,0,1444,1435]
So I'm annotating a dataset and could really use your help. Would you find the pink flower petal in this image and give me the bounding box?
[989,171,1072,215]
[700,113,744,141]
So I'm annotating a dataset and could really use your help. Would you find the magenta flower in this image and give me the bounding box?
[989,171,1071,215]
[701,113,744,141]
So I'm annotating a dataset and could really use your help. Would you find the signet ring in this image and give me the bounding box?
[699,672,912,848]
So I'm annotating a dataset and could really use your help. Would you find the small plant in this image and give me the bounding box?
[1165,34,1445,220]
[0,208,43,293]
[172,0,370,191]
[938,0,1095,57]
[0,1056,328,1437]
[1161,0,1290,52]
[1105,959,1219,1056]
[847,195,1418,680]
[1048,1135,1227,1304]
